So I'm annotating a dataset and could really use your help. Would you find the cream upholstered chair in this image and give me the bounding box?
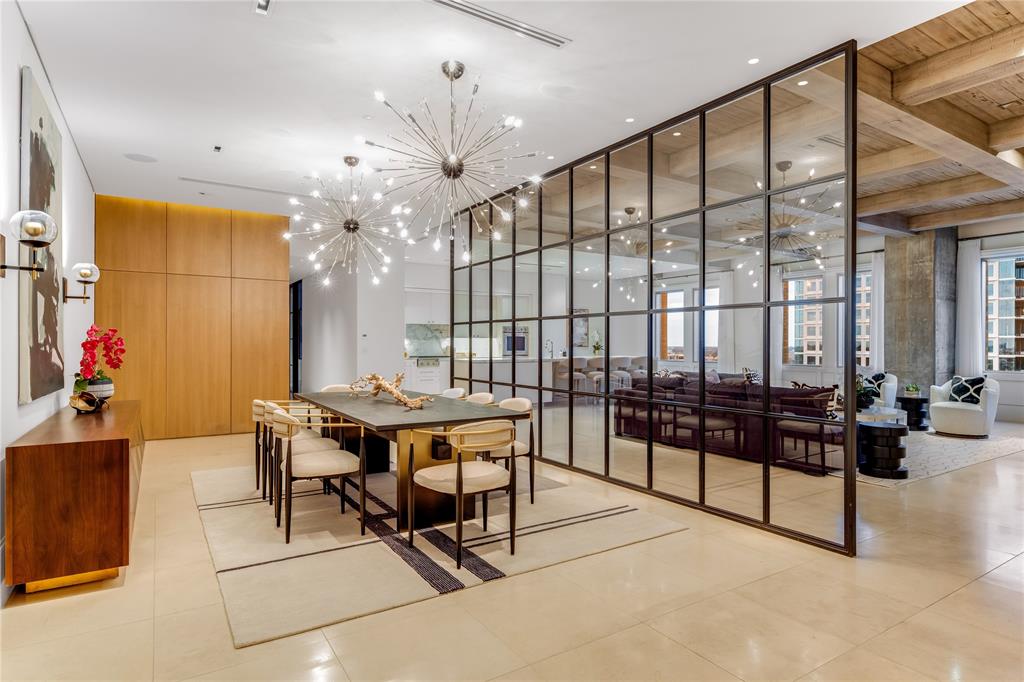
[261,400,326,501]
[930,377,1000,437]
[441,387,466,399]
[466,392,494,405]
[252,400,266,488]
[874,373,899,409]
[271,409,363,543]
[407,420,517,568]
[491,397,536,503]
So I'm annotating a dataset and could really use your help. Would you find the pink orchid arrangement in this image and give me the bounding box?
[74,325,126,393]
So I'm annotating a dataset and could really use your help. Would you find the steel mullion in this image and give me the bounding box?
[698,109,707,506]
[604,151,611,479]
[762,81,772,526]
[844,42,859,557]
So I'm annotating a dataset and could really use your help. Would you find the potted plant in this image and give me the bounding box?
[854,374,873,411]
[904,382,921,397]
[591,330,604,356]
[72,325,125,410]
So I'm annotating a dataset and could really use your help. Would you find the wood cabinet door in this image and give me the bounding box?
[231,211,289,281]
[166,275,232,437]
[167,203,231,277]
[95,195,167,273]
[94,270,168,440]
[231,278,289,433]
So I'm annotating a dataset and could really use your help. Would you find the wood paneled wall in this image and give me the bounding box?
[95,195,289,439]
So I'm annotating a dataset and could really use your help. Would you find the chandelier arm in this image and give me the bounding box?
[419,99,451,157]
[462,123,518,163]
[454,80,481,155]
[373,138,439,167]
[455,102,488,158]
[384,172,447,208]
[405,109,449,160]
[384,129,445,164]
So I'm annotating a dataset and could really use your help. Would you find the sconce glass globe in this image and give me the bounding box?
[9,210,58,248]
[71,262,101,284]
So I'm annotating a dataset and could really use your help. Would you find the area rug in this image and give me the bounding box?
[190,465,686,647]
[836,427,1024,488]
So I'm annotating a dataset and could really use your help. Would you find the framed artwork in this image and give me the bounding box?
[18,66,64,405]
[571,308,589,348]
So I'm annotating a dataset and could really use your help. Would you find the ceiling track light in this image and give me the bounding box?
[426,0,571,48]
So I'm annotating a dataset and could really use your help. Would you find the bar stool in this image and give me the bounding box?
[492,397,536,503]
[407,420,517,568]
[571,357,590,392]
[271,409,364,543]
[466,392,494,405]
[610,356,632,390]
[585,357,605,394]
[440,387,465,399]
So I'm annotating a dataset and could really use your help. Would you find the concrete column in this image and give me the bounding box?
[883,227,957,391]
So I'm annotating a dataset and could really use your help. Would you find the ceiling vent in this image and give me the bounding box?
[426,0,571,48]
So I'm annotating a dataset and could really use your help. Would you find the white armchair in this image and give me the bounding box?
[929,377,1000,437]
[873,373,898,409]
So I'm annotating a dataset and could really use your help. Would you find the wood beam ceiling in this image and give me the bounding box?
[908,196,1024,230]
[858,173,1006,216]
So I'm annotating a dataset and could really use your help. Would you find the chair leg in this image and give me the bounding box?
[285,477,293,543]
[407,443,415,545]
[339,476,346,514]
[254,424,261,488]
[528,453,535,504]
[482,490,488,531]
[455,493,464,570]
[275,442,283,526]
[509,459,517,556]
[359,435,367,536]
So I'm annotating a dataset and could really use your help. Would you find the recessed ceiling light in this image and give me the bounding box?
[672,132,681,137]
[797,80,809,86]
[624,117,635,123]
[124,153,157,163]
[589,165,597,170]
[546,155,555,160]
[362,114,373,120]
[747,57,759,65]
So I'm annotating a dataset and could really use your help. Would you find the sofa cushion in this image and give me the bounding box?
[950,375,985,404]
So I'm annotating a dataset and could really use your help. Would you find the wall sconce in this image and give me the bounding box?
[63,262,101,303]
[1,210,59,280]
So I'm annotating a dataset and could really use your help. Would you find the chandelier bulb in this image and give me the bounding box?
[433,239,441,251]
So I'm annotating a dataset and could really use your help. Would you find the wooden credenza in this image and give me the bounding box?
[4,401,144,591]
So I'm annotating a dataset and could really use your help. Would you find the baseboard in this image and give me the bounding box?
[0,540,12,606]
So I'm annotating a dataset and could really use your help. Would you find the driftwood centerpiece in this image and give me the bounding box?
[351,372,433,410]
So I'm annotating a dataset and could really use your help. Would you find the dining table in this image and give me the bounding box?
[296,390,528,530]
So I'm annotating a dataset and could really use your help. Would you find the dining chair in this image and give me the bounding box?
[440,387,465,399]
[321,384,355,393]
[271,409,365,543]
[466,392,494,405]
[492,397,535,503]
[252,400,266,488]
[407,420,517,568]
[261,400,326,501]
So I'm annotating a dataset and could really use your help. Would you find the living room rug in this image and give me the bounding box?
[843,426,1024,488]
[190,465,686,648]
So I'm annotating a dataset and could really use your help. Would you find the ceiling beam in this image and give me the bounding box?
[989,115,1024,152]
[893,23,1024,105]
[857,213,912,237]
[908,197,1024,230]
[857,172,1006,216]
[858,144,946,183]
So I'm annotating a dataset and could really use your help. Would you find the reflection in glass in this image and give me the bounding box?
[610,139,648,227]
[609,314,647,393]
[704,305,763,409]
[541,392,569,464]
[471,322,491,381]
[493,195,514,258]
[514,320,539,386]
[652,215,699,303]
[492,322,512,385]
[471,205,491,262]
[471,263,489,321]
[454,268,469,323]
[514,251,538,318]
[706,90,763,204]
[453,324,469,379]
[573,236,605,313]
[610,227,649,312]
[769,179,845,295]
[653,439,699,502]
[492,258,513,320]
[573,396,605,474]
[652,309,699,405]
[541,247,569,316]
[769,416,844,543]
[543,319,571,389]
[515,188,539,252]
[541,172,569,244]
[705,199,764,305]
[574,157,606,237]
[771,55,845,189]
[705,412,764,521]
[769,302,843,408]
[653,118,699,218]
[610,398,647,487]
[575,316,606,393]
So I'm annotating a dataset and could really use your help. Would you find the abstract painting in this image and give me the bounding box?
[18,66,64,405]
[571,309,589,348]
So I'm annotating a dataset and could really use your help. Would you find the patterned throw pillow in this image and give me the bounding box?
[861,372,886,399]
[950,375,985,404]
[741,366,763,385]
[654,368,673,378]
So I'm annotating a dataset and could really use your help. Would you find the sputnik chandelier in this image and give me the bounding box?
[285,156,397,286]
[365,59,540,262]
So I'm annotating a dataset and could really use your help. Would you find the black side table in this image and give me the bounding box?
[897,395,929,431]
[857,422,909,479]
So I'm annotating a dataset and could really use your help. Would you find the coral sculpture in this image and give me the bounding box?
[351,372,433,410]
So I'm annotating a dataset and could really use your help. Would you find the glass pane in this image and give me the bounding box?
[454,377,469,394]
[769,416,846,544]
[493,383,513,402]
[610,398,647,487]
[453,268,469,323]
[492,258,513,320]
[652,214,700,297]
[609,314,648,395]
[493,195,514,258]
[472,206,491,262]
[453,324,469,378]
[492,323,512,384]
[705,305,763,409]
[541,246,570,316]
[705,412,764,521]
[515,188,539,252]
[541,172,569,245]
[705,199,764,305]
[543,319,571,389]
[573,236,605,314]
[706,90,763,204]
[771,55,846,190]
[652,310,698,405]
[541,392,569,464]
[471,323,491,381]
[514,251,538,318]
[610,139,648,227]
[573,396,605,474]
[769,179,846,297]
[653,435,699,502]
[573,316,605,393]
[653,117,699,218]
[472,381,491,397]
[770,301,844,405]
[574,157,605,238]
[610,227,648,312]
[471,263,489,320]
[514,387,539,450]
[514,320,538,386]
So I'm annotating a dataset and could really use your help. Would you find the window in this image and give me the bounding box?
[705,287,720,362]
[658,290,687,360]
[854,271,872,368]
[985,256,1024,372]
[782,276,823,365]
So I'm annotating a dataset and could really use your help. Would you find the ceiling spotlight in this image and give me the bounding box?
[589,165,597,170]
[747,57,760,65]
[672,132,681,137]
[546,155,555,160]
[625,117,635,123]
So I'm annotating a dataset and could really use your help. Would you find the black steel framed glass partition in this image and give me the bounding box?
[450,42,858,555]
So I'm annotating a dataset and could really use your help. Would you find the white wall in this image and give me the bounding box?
[1,2,95,602]
[300,274,357,391]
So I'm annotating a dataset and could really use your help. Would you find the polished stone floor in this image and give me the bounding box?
[1,422,1022,681]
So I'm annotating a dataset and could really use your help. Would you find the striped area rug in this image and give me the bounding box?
[190,465,686,647]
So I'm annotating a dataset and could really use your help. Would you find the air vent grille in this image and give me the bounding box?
[426,0,571,48]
